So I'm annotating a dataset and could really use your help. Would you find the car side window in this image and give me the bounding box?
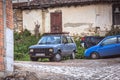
[102,37,117,46]
[118,37,120,43]
[67,36,73,43]
[62,36,68,44]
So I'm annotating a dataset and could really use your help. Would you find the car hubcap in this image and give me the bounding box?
[92,53,97,59]
[72,52,75,59]
[55,54,61,61]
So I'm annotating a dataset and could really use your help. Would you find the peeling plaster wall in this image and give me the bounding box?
[23,9,42,34]
[95,4,112,36]
[46,4,112,36]
[22,4,112,36]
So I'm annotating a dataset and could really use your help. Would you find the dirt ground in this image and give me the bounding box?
[4,57,120,80]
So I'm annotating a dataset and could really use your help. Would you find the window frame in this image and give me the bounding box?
[67,36,73,43]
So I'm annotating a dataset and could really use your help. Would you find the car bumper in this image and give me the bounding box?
[29,52,54,58]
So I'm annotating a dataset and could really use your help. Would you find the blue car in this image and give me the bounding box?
[29,33,77,61]
[84,35,120,59]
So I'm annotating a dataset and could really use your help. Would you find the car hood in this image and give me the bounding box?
[88,45,99,50]
[29,44,60,49]
[85,45,99,52]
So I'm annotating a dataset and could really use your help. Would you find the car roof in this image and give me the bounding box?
[43,32,69,36]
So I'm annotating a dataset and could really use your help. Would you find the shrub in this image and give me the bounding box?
[106,26,120,36]
[75,40,85,59]
[14,29,41,61]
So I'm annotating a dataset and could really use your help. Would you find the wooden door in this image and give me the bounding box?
[50,12,62,33]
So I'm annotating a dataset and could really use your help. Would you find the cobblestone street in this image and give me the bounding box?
[14,58,120,80]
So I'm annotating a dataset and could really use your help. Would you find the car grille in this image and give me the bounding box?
[33,48,50,56]
[34,48,46,53]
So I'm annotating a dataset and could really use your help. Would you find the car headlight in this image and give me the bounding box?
[49,48,53,52]
[30,49,34,52]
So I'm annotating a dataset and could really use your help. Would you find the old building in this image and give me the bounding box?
[0,0,13,77]
[13,0,120,36]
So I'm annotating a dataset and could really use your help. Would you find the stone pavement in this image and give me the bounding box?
[13,58,120,80]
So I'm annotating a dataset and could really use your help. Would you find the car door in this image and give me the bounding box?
[66,36,74,55]
[61,36,69,56]
[98,36,118,56]
[116,36,120,54]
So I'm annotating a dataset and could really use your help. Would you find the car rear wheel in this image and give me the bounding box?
[30,57,39,61]
[53,51,62,62]
[90,52,100,59]
[70,52,75,59]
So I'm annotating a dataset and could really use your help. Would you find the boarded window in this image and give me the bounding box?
[113,4,120,25]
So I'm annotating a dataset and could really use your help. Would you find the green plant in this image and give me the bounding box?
[75,40,85,59]
[106,26,120,36]
[14,29,41,61]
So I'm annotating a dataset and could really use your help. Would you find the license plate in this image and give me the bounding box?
[36,53,45,56]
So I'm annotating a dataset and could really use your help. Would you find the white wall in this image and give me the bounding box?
[23,9,42,34]
[46,4,112,36]
[23,4,112,36]
[5,28,14,72]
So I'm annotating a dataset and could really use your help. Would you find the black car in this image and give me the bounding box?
[80,36,104,49]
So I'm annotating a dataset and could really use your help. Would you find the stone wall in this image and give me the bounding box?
[13,9,23,32]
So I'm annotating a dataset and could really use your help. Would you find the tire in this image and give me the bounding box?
[53,51,62,62]
[30,57,39,61]
[49,57,54,62]
[70,52,75,59]
[90,52,100,59]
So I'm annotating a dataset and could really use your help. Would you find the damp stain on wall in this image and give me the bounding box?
[64,23,93,27]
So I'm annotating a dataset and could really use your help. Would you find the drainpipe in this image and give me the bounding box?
[3,0,6,47]
[42,9,46,34]
[3,0,7,75]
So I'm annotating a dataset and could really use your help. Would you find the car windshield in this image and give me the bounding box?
[38,35,61,44]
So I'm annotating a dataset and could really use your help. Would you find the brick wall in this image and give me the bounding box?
[0,0,13,77]
[0,0,5,72]
[6,0,13,29]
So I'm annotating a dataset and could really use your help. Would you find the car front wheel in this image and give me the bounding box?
[53,51,62,62]
[30,57,39,61]
[49,57,54,62]
[90,52,100,59]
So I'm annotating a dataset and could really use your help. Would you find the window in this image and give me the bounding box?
[118,37,120,43]
[113,4,120,25]
[67,36,73,43]
[102,37,117,46]
[62,36,67,43]
[38,36,61,44]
